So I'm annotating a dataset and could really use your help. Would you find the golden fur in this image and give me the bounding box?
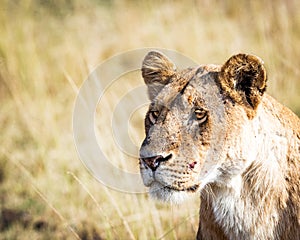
[139,51,300,239]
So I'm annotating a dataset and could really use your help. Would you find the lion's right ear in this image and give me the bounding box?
[218,53,267,118]
[142,51,176,101]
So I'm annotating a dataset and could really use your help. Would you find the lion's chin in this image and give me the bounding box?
[148,182,192,204]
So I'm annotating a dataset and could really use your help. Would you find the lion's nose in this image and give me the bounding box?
[141,154,172,171]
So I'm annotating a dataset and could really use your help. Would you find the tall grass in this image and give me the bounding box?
[0,0,299,239]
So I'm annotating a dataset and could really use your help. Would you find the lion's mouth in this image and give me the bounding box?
[162,183,200,193]
[147,181,200,203]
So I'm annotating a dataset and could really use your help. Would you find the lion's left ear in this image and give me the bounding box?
[218,54,267,112]
[142,51,176,101]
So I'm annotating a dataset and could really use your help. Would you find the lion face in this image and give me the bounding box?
[139,51,267,203]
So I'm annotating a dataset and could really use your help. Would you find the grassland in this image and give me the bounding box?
[0,0,299,239]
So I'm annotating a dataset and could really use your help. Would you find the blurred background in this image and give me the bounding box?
[0,0,299,239]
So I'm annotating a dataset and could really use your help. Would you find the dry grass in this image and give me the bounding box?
[0,0,299,239]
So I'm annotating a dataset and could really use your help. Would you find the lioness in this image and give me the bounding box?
[139,51,300,239]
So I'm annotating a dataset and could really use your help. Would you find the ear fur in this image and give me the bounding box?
[218,53,267,117]
[142,51,176,101]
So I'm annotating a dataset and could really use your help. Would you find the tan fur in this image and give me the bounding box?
[139,51,300,239]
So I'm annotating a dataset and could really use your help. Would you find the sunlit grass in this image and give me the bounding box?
[0,0,299,239]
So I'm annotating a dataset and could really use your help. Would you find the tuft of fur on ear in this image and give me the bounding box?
[218,53,267,118]
[142,51,176,101]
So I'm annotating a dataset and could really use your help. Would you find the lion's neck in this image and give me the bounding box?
[204,95,290,239]
[206,159,288,239]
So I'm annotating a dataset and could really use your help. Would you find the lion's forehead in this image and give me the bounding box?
[153,64,222,110]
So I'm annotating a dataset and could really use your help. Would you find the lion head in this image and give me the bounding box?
[139,51,267,203]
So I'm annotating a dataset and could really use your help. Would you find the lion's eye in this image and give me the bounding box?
[194,108,207,124]
[149,111,159,124]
